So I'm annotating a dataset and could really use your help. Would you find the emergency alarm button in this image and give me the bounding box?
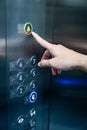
[24,22,33,35]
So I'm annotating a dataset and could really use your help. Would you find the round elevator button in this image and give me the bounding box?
[30,56,37,66]
[30,80,37,90]
[30,68,37,78]
[29,91,37,103]
[24,22,33,35]
[29,108,36,117]
[17,72,25,83]
[17,85,24,96]
[17,116,24,124]
[17,58,24,70]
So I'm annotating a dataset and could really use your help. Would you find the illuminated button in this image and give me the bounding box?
[30,68,37,78]
[17,72,25,82]
[30,80,37,90]
[24,22,33,35]
[29,108,36,117]
[29,91,37,103]
[17,85,24,96]
[17,58,24,70]
[30,56,37,66]
[17,116,24,124]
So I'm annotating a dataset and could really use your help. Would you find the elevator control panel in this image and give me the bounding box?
[8,48,50,130]
[8,55,38,130]
[6,0,50,130]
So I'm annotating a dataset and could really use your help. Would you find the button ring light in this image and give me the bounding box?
[24,22,33,35]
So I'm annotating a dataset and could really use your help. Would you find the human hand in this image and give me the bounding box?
[32,32,86,75]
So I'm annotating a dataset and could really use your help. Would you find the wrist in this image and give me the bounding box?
[76,53,87,71]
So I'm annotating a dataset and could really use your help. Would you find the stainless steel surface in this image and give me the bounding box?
[49,1,87,130]
[0,1,7,130]
[53,0,87,54]
[0,0,51,130]
[0,0,87,130]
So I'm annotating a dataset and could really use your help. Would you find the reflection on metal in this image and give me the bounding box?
[62,0,87,7]
[54,78,87,86]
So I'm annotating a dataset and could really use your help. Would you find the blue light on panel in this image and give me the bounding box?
[54,79,87,86]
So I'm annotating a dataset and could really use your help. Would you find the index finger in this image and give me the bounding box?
[32,32,52,49]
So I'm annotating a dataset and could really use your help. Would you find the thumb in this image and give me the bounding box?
[38,59,52,68]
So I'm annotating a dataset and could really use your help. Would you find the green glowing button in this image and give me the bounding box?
[24,22,33,35]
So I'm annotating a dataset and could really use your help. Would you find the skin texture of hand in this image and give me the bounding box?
[32,32,87,75]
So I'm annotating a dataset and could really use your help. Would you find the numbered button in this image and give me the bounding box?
[29,108,36,117]
[17,85,24,96]
[17,58,24,70]
[30,119,36,128]
[17,72,25,83]
[17,115,24,124]
[30,56,37,66]
[30,80,37,90]
[30,68,37,78]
